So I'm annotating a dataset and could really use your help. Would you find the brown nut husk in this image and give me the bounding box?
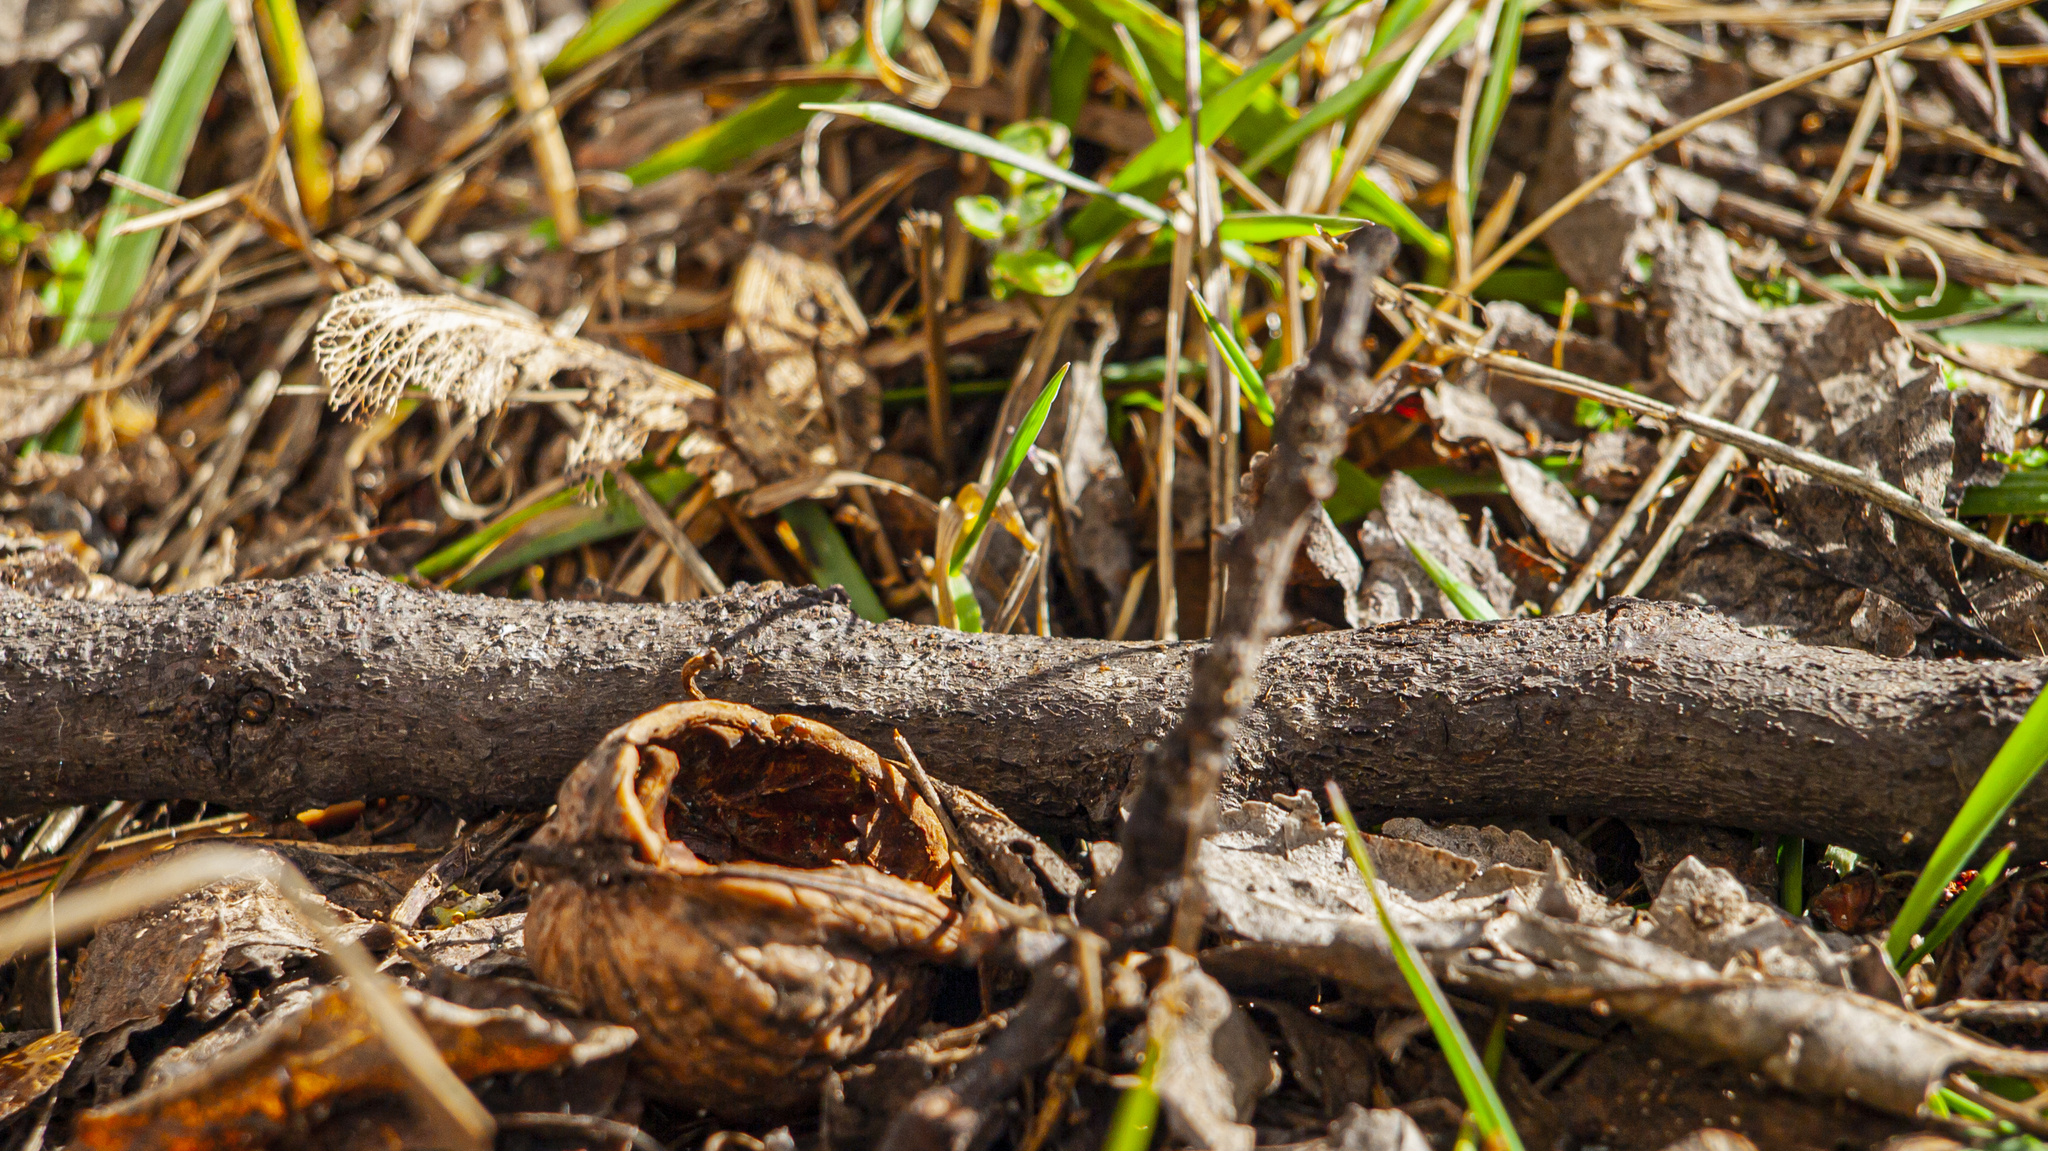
[523,671,994,1120]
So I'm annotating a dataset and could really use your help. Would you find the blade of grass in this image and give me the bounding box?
[1113,24,1174,135]
[254,0,331,225]
[1961,470,2048,517]
[1776,835,1805,914]
[951,364,1069,574]
[623,0,909,182]
[1327,783,1526,1151]
[1215,212,1367,243]
[546,0,689,79]
[1047,26,1094,130]
[434,466,693,587]
[1887,684,2048,965]
[1465,0,1526,204]
[1900,843,2013,970]
[807,102,1171,225]
[1101,1037,1162,1151]
[60,0,234,346]
[28,98,145,179]
[1062,0,1373,255]
[780,500,889,622]
[1402,534,1502,621]
[1186,282,1274,427]
[1031,0,1291,149]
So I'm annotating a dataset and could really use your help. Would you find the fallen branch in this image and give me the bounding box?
[2,571,2044,860]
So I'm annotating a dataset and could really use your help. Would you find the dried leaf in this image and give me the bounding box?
[313,281,711,477]
[717,225,881,489]
[1525,23,1668,298]
[73,985,634,1151]
[1497,453,1593,561]
[1145,951,1269,1151]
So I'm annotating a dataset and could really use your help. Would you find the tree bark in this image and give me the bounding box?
[2,570,2040,861]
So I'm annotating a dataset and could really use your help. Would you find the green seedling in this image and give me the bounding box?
[1888,685,2048,966]
[548,0,691,79]
[945,364,1069,632]
[1328,783,1526,1151]
[0,207,38,264]
[954,120,1079,298]
[1101,1037,1162,1151]
[37,231,90,318]
[255,0,332,225]
[1776,835,1805,914]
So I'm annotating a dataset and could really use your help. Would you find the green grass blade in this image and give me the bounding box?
[1327,783,1526,1151]
[441,467,695,587]
[1888,685,2048,964]
[256,0,331,225]
[1961,470,2048,517]
[1047,27,1094,129]
[1102,1037,1162,1151]
[951,364,1069,573]
[1187,284,1275,428]
[1216,213,1367,243]
[546,0,687,79]
[1901,843,2013,970]
[1403,535,1501,621]
[1062,0,1370,252]
[780,500,889,623]
[1112,24,1172,135]
[1339,172,1451,261]
[29,98,144,179]
[1776,835,1805,915]
[1030,0,1289,148]
[1238,2,1468,177]
[808,103,1170,225]
[1465,0,1526,204]
[629,54,860,181]
[60,0,234,346]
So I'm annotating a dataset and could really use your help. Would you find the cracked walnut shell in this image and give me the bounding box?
[522,676,993,1120]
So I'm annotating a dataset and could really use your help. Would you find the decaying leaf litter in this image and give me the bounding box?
[10,0,2048,1145]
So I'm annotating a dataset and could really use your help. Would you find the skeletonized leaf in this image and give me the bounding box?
[312,281,712,476]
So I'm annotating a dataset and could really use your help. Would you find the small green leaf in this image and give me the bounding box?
[951,363,1069,574]
[1014,182,1065,231]
[955,195,1009,241]
[30,98,145,179]
[1187,286,1275,427]
[991,119,1071,189]
[990,250,1078,298]
[1045,27,1094,130]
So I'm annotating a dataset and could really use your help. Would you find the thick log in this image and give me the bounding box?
[0,570,2040,861]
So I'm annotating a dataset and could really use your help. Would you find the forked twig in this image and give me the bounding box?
[1618,374,1780,597]
[1087,224,1402,945]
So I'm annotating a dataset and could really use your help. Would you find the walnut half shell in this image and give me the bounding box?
[523,683,993,1120]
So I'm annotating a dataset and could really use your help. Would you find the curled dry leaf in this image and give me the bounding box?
[522,666,996,1120]
[312,281,713,478]
[72,985,634,1151]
